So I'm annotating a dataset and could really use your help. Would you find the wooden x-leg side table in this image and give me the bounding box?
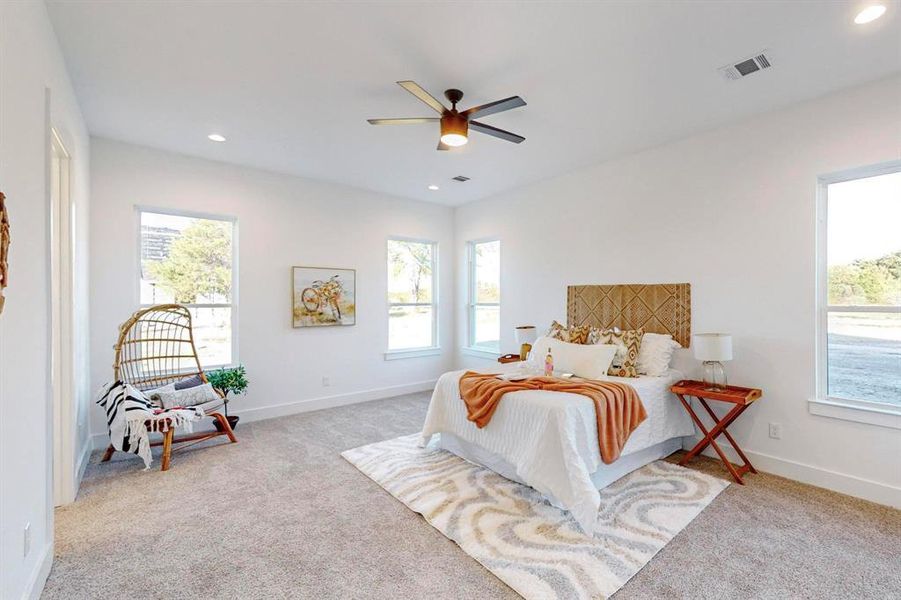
[670,380,763,484]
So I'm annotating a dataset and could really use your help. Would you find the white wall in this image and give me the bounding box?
[455,75,901,506]
[0,1,91,598]
[89,139,455,439]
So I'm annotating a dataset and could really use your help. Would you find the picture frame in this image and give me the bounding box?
[292,266,356,327]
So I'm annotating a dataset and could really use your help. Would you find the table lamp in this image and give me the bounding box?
[693,333,732,391]
[515,325,537,361]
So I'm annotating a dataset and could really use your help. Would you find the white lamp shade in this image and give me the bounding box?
[693,333,733,361]
[515,326,537,346]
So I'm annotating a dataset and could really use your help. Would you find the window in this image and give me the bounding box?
[818,168,900,412]
[387,238,438,352]
[468,240,500,353]
[139,209,236,368]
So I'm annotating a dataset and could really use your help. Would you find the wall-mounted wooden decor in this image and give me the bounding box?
[0,192,9,314]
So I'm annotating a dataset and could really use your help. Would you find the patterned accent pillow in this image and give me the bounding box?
[546,320,591,344]
[154,383,221,409]
[592,327,645,377]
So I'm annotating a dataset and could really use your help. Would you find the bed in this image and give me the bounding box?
[419,283,694,534]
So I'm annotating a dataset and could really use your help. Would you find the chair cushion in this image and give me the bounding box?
[195,397,226,415]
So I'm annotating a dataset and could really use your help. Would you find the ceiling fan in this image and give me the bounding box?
[368,81,526,150]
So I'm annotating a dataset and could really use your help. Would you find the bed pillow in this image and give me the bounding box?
[153,383,221,410]
[636,332,682,377]
[591,328,644,378]
[530,336,618,380]
[546,320,591,344]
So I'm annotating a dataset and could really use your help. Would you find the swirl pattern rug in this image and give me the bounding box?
[342,435,728,600]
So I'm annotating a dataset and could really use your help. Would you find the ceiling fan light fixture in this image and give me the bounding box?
[854,5,886,24]
[440,114,468,147]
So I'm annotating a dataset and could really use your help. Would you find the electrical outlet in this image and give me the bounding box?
[322,376,330,387]
[768,422,782,439]
[23,522,31,557]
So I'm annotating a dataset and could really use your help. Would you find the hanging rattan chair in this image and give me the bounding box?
[100,304,237,470]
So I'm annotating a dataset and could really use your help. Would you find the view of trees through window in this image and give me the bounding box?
[825,171,900,405]
[470,240,500,351]
[387,239,437,350]
[140,211,234,367]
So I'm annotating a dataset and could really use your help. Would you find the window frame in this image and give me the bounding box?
[384,236,440,359]
[812,162,901,429]
[464,238,501,357]
[135,206,239,370]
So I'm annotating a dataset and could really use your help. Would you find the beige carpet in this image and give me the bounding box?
[46,392,901,599]
[343,435,729,599]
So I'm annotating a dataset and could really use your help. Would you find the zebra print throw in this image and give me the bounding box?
[343,435,728,600]
[96,380,204,469]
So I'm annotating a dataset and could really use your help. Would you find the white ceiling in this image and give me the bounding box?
[47,1,901,206]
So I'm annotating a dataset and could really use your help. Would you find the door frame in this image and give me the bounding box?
[49,126,76,506]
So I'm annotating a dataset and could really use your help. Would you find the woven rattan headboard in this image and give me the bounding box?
[566,283,691,347]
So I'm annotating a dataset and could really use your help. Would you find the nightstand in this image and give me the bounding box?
[670,379,763,484]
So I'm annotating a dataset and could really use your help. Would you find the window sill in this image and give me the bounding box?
[808,397,901,430]
[384,347,442,361]
[460,347,501,360]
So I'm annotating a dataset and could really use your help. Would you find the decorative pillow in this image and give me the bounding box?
[592,328,644,377]
[530,336,618,379]
[546,320,591,344]
[154,383,220,410]
[174,374,205,390]
[636,332,682,377]
[144,383,175,408]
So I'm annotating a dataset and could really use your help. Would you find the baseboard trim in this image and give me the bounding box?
[24,541,53,600]
[90,432,109,451]
[686,435,901,508]
[75,437,92,486]
[234,379,438,423]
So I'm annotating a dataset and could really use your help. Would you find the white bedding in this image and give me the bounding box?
[419,365,694,534]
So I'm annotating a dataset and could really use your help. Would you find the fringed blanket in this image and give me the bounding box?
[459,372,647,464]
[96,381,204,469]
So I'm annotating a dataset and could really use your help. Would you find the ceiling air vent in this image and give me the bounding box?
[452,175,470,182]
[718,51,773,81]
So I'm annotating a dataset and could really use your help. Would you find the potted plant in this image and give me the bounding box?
[206,365,248,431]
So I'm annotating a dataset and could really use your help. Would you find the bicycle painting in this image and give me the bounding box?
[292,266,356,327]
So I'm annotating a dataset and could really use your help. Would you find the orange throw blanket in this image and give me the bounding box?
[458,372,647,464]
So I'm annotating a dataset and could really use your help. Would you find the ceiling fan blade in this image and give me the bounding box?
[462,96,526,120]
[469,121,525,144]
[397,81,448,114]
[437,140,451,151]
[367,118,440,125]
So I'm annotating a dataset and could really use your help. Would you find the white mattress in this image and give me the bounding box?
[419,366,694,534]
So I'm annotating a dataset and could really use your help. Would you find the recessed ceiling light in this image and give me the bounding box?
[207,133,226,142]
[854,5,886,24]
[427,185,439,191]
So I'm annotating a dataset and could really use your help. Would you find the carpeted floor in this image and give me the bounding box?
[45,392,901,599]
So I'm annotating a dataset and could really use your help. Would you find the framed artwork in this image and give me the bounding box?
[292,266,356,327]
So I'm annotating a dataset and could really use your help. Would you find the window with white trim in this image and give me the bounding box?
[139,209,236,368]
[468,240,500,352]
[387,238,438,351]
[819,169,900,408]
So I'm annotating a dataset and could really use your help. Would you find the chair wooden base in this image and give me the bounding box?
[100,412,237,471]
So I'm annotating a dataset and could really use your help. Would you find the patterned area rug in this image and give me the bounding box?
[342,435,728,600]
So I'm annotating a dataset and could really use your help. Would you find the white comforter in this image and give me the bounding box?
[419,366,694,534]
